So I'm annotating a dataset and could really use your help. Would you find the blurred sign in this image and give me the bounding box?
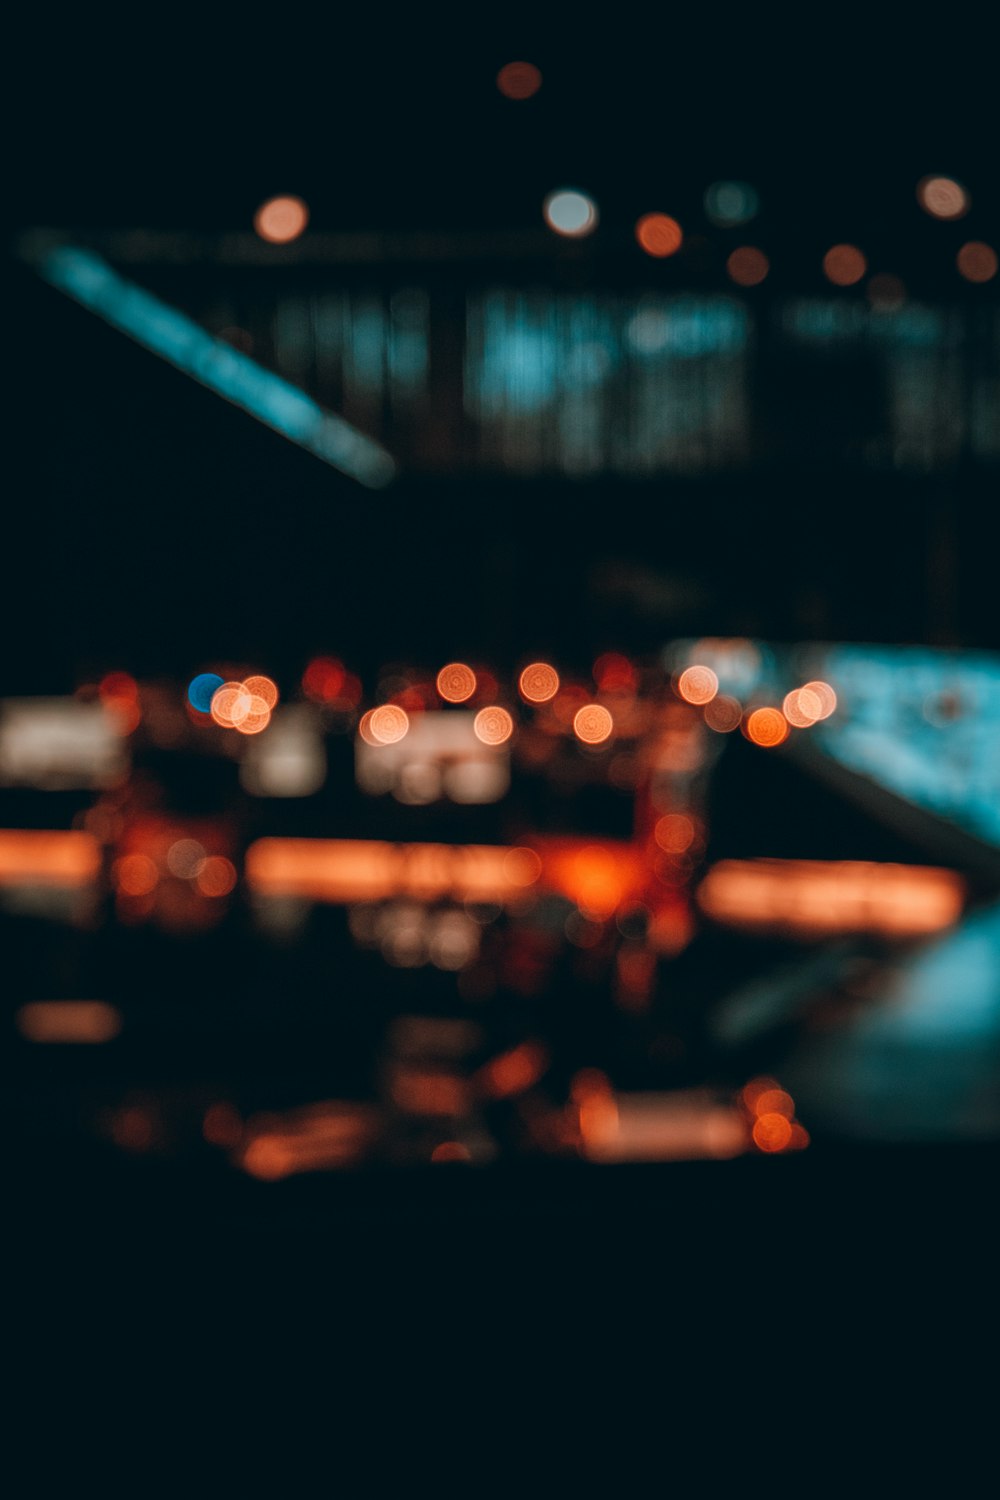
[356,710,510,803]
[0,699,127,789]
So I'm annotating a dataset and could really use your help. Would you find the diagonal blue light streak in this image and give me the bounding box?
[34,245,397,489]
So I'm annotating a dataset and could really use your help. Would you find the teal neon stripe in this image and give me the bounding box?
[36,246,396,489]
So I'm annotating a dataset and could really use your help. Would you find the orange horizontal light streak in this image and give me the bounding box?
[0,830,100,887]
[581,1091,749,1162]
[240,1102,378,1178]
[17,1000,122,1043]
[246,838,543,905]
[697,859,964,937]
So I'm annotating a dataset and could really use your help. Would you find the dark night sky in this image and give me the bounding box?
[5,14,997,687]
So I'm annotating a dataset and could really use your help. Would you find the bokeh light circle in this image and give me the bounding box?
[518,662,560,703]
[473,706,514,745]
[253,195,310,244]
[436,663,477,703]
[917,176,969,220]
[823,244,867,286]
[745,707,789,747]
[677,665,719,705]
[211,683,252,728]
[243,675,279,710]
[196,856,238,897]
[800,680,837,720]
[635,214,683,258]
[497,61,542,100]
[573,704,613,744]
[726,247,769,286]
[369,705,410,744]
[957,242,998,283]
[543,190,598,238]
[654,813,696,854]
[704,695,742,733]
[704,181,759,227]
[188,674,225,714]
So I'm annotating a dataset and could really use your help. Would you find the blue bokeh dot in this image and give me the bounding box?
[188,673,225,714]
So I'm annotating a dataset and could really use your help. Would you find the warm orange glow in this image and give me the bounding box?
[635,213,683,258]
[519,662,560,703]
[473,706,514,745]
[957,241,998,283]
[113,852,159,896]
[677,665,719,706]
[726,246,769,286]
[247,838,545,906]
[752,1112,793,1152]
[431,1141,473,1163]
[254,194,310,244]
[917,175,968,220]
[654,813,696,854]
[99,672,141,733]
[741,1076,781,1114]
[196,855,238,897]
[704,695,742,733]
[800,680,836,719]
[0,830,100,887]
[17,1000,121,1044]
[497,60,542,99]
[369,704,410,744]
[745,707,789,747]
[782,689,821,728]
[243,675,279,710]
[240,1102,377,1177]
[573,703,613,744]
[357,709,379,746]
[234,696,272,735]
[698,859,965,937]
[211,682,252,728]
[753,1088,795,1120]
[503,847,542,886]
[823,244,867,286]
[476,1041,548,1100]
[436,662,477,703]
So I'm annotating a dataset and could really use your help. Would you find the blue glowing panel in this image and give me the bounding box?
[809,645,1000,847]
[34,248,397,489]
[464,291,749,475]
